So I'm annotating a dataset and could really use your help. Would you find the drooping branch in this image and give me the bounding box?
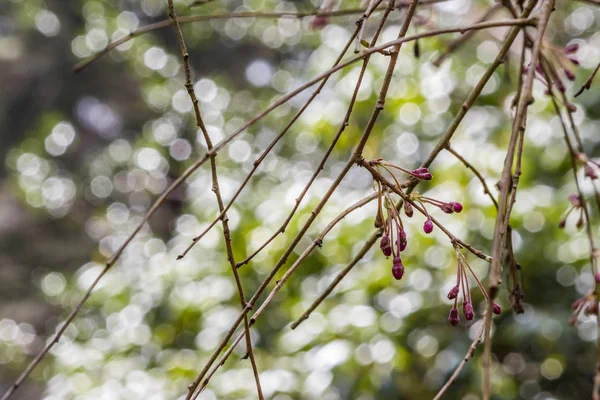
[73,0,449,73]
[482,1,555,398]
[166,1,264,398]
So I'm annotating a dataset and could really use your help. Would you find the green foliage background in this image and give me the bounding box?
[1,0,600,399]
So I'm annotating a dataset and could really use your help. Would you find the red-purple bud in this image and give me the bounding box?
[567,102,577,113]
[404,202,413,218]
[568,57,579,65]
[450,202,463,213]
[463,302,474,320]
[556,79,566,93]
[568,315,578,326]
[309,16,329,30]
[423,218,433,234]
[392,256,404,280]
[569,194,582,207]
[440,203,454,214]
[447,286,459,300]
[492,303,501,315]
[558,218,566,229]
[398,230,407,252]
[564,69,575,81]
[535,63,543,74]
[585,164,597,180]
[595,273,600,283]
[564,43,579,54]
[448,308,459,326]
[411,168,432,180]
[380,235,392,257]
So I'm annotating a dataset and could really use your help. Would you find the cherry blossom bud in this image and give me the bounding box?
[449,202,463,213]
[569,194,582,207]
[448,307,459,326]
[447,286,459,300]
[595,273,600,283]
[309,16,329,30]
[392,256,404,280]
[441,203,454,214]
[558,217,566,229]
[568,57,579,65]
[585,164,597,180]
[564,43,579,53]
[423,218,433,234]
[492,303,502,315]
[566,102,577,113]
[463,302,474,320]
[398,230,407,252]
[564,69,575,81]
[404,202,413,218]
[380,235,392,257]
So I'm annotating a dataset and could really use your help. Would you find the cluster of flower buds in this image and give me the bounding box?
[569,289,600,326]
[577,152,600,180]
[447,247,501,326]
[378,195,409,281]
[523,42,580,111]
[558,194,585,230]
[372,159,464,281]
[414,195,462,235]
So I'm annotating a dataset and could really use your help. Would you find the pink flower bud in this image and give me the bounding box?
[450,202,463,213]
[441,203,454,214]
[564,43,579,54]
[448,308,459,326]
[464,302,474,320]
[492,303,501,315]
[585,164,597,180]
[569,194,582,207]
[595,274,600,283]
[404,202,413,218]
[398,229,407,252]
[392,256,404,280]
[564,69,575,81]
[447,286,459,300]
[423,218,433,234]
[309,16,329,30]
[380,235,392,257]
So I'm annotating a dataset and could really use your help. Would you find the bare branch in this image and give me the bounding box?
[482,1,555,398]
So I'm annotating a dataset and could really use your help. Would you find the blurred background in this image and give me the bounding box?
[0,0,599,399]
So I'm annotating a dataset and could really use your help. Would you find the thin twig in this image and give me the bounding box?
[179,0,386,261]
[359,160,493,262]
[166,1,264,398]
[482,1,555,398]
[275,1,538,334]
[1,11,536,400]
[177,16,537,259]
[186,2,421,396]
[196,193,379,394]
[432,324,485,400]
[73,0,448,73]
[575,62,600,97]
[432,3,501,67]
[445,145,498,209]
